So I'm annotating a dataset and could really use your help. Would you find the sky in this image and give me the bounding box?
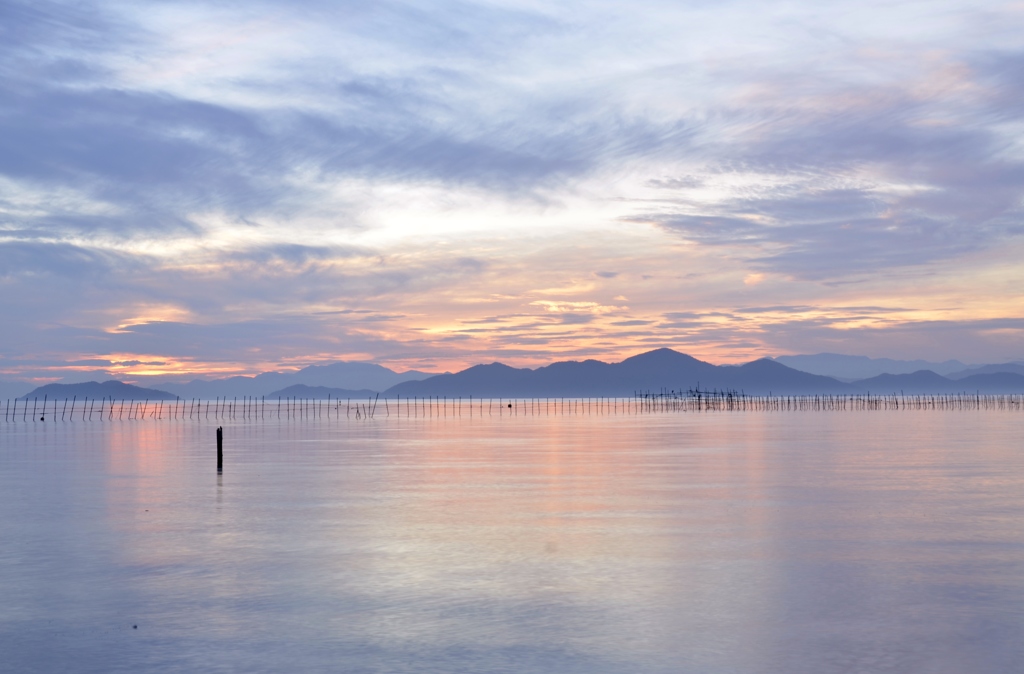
[2,0,1024,382]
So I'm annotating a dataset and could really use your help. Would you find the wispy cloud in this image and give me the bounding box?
[1,0,1023,376]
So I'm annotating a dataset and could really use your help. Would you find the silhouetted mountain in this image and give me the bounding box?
[775,353,970,380]
[153,374,287,399]
[151,362,436,398]
[852,370,1024,394]
[20,381,177,401]
[954,373,1024,392]
[384,349,857,396]
[722,358,856,393]
[946,363,1024,380]
[266,384,378,399]
[853,370,956,394]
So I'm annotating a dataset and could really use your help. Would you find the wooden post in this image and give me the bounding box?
[216,427,223,473]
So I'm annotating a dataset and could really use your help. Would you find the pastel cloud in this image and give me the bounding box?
[2,0,1023,381]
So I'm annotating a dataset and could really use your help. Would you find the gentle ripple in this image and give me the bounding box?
[1,410,1022,673]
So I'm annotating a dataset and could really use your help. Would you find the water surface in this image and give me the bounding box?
[2,411,1022,673]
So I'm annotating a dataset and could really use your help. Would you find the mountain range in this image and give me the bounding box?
[265,385,378,399]
[773,353,974,380]
[147,362,435,399]
[945,363,1024,380]
[385,350,1024,397]
[17,380,177,401]
[854,370,1024,394]
[9,350,1024,401]
[385,349,856,396]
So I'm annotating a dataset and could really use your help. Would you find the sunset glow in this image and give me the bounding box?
[3,1,1024,382]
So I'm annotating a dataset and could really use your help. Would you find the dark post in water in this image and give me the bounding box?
[216,426,223,473]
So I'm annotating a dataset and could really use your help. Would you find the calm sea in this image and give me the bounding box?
[2,410,1022,673]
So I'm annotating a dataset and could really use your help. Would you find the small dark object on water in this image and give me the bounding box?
[216,427,223,473]
[508,404,512,409]
[40,416,44,421]
[133,625,137,629]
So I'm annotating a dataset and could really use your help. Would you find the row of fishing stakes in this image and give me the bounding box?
[4,391,1024,424]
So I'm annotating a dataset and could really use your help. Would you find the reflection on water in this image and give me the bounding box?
[1,412,1022,673]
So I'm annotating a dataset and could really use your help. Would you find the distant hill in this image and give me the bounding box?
[946,363,1024,380]
[266,384,378,399]
[852,370,1024,394]
[853,370,957,394]
[775,353,970,380]
[725,358,858,394]
[953,373,1024,393]
[150,361,436,399]
[19,381,177,401]
[384,349,857,397]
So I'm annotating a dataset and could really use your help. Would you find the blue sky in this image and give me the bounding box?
[2,0,1024,381]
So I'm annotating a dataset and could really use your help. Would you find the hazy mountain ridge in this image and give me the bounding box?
[19,381,178,401]
[11,352,1024,401]
[150,362,436,398]
[945,363,1024,380]
[385,349,858,396]
[266,385,379,399]
[853,370,1024,394]
[774,353,972,379]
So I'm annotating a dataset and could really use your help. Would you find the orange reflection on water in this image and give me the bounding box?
[105,419,175,479]
[102,421,206,571]
[374,412,781,550]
